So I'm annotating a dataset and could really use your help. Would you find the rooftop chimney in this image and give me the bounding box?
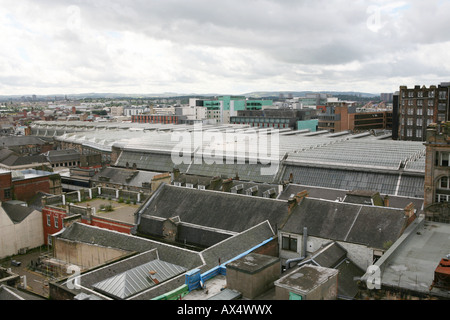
[383,195,389,207]
[222,178,233,192]
[404,202,415,219]
[288,190,308,214]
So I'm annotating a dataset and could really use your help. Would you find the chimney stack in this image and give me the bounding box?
[288,190,308,214]
[404,202,415,219]
[173,167,180,181]
[383,195,389,207]
[222,178,233,192]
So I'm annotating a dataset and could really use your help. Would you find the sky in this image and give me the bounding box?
[1,0,450,96]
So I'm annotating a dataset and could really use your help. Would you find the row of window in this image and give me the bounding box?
[231,117,290,124]
[46,214,59,228]
[402,107,434,115]
[402,90,447,99]
[51,161,81,168]
[403,129,423,138]
[402,100,437,107]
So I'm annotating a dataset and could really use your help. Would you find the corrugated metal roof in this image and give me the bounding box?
[92,260,186,299]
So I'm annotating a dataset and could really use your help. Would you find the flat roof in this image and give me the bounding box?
[372,217,450,298]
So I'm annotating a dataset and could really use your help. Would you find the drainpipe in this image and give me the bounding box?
[285,227,308,270]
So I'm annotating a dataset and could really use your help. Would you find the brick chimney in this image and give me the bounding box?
[295,190,308,203]
[383,195,389,207]
[222,178,233,192]
[288,190,308,214]
[173,167,180,181]
[404,203,415,223]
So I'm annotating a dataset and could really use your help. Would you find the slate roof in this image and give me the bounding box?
[283,165,424,198]
[1,202,36,224]
[44,149,80,163]
[92,167,159,188]
[0,151,48,167]
[0,285,45,300]
[136,183,289,234]
[280,197,409,249]
[278,183,424,213]
[0,136,48,147]
[201,221,275,271]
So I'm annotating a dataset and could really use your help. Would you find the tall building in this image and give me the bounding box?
[380,93,393,103]
[424,122,450,223]
[194,96,273,124]
[397,83,450,141]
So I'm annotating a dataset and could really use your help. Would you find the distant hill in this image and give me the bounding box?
[242,91,379,99]
[0,90,380,101]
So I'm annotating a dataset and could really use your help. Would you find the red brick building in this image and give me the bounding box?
[12,170,62,203]
[0,170,12,202]
[131,114,182,124]
[42,205,134,245]
[43,206,67,245]
[0,169,62,203]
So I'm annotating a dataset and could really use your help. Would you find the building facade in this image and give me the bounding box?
[424,122,450,223]
[131,114,185,124]
[231,109,317,130]
[318,104,392,133]
[397,83,450,141]
[192,96,273,124]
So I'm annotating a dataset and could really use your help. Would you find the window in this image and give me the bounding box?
[46,214,51,226]
[440,177,450,189]
[439,152,450,166]
[407,118,413,126]
[282,235,298,252]
[436,194,450,203]
[428,108,434,116]
[407,107,413,115]
[418,91,423,98]
[417,118,422,126]
[407,129,413,137]
[417,100,423,106]
[54,216,59,229]
[4,189,11,199]
[439,91,447,100]
[428,100,434,107]
[416,129,422,138]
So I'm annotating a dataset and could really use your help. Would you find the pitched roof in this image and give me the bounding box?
[58,222,204,271]
[1,202,36,224]
[136,183,289,234]
[44,149,80,163]
[0,136,49,147]
[280,197,409,249]
[92,167,159,187]
[278,183,424,212]
[92,259,187,299]
[0,285,45,300]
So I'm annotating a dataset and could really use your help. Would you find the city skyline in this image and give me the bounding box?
[1,0,450,96]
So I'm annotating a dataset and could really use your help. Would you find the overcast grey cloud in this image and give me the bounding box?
[0,0,449,95]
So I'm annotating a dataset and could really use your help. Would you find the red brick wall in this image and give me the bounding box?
[82,216,133,234]
[43,206,67,245]
[13,177,50,202]
[0,172,12,201]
